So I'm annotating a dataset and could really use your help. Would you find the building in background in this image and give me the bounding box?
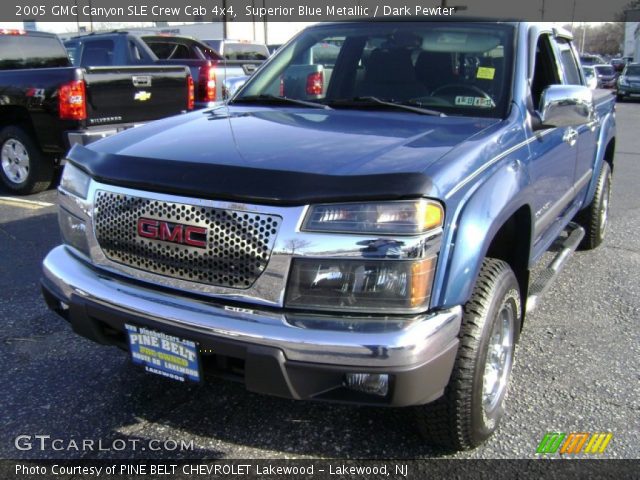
[623,10,640,61]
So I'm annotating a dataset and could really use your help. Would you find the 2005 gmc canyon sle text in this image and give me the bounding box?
[42,22,615,451]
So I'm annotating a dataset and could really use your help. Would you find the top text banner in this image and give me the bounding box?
[4,0,634,22]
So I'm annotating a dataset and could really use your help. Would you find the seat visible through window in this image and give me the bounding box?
[358,48,429,100]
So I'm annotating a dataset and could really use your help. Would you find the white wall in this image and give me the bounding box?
[623,22,638,57]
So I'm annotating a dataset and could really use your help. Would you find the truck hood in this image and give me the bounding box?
[70,106,499,204]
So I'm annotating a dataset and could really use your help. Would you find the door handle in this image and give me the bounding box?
[563,128,578,147]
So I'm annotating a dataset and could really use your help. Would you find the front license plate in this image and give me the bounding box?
[125,324,201,383]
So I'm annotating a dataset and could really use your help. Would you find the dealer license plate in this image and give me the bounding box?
[125,324,201,383]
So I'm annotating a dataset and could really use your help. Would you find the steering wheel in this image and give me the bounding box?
[431,84,495,107]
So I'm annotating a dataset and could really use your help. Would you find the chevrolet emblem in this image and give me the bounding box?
[134,91,152,101]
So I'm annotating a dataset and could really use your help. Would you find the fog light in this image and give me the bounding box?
[345,373,389,396]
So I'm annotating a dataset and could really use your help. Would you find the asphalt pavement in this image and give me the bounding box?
[1,101,638,460]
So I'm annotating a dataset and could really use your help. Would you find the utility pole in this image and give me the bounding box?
[263,0,268,44]
[540,0,545,20]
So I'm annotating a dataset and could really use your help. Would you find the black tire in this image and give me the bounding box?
[616,94,624,102]
[0,126,53,195]
[415,258,521,451]
[575,161,611,250]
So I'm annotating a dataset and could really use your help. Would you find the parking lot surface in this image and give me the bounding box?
[1,101,638,460]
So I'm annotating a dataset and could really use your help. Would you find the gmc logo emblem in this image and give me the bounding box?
[137,217,207,248]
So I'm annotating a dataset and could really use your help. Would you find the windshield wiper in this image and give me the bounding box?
[231,94,331,110]
[329,96,446,117]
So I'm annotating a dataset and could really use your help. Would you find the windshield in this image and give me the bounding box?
[223,42,269,60]
[595,66,614,75]
[234,22,515,118]
[625,66,640,76]
[582,67,594,78]
[0,34,69,69]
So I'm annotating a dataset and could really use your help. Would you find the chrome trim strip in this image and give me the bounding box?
[446,129,555,200]
[43,246,462,367]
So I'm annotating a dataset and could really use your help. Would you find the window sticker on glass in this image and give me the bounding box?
[477,66,495,80]
[455,96,494,108]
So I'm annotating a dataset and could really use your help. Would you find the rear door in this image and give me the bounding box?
[82,65,190,125]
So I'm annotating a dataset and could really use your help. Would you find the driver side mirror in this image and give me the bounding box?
[535,85,594,129]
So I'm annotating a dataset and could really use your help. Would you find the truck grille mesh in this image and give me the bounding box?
[93,191,281,289]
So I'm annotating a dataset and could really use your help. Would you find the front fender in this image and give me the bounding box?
[434,159,532,308]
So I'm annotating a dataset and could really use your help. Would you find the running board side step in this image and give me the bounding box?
[526,222,585,315]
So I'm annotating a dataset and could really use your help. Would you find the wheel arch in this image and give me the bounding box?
[0,106,37,135]
[436,165,534,328]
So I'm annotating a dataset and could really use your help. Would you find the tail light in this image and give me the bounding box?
[58,80,87,121]
[0,29,26,35]
[187,76,195,110]
[198,63,217,102]
[306,71,323,96]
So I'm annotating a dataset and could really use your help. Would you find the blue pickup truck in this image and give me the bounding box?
[42,21,615,451]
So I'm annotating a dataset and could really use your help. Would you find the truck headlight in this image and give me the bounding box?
[60,162,91,199]
[285,257,437,313]
[619,77,629,86]
[302,199,444,235]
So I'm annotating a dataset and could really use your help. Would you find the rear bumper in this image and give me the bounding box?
[42,245,462,406]
[65,124,143,147]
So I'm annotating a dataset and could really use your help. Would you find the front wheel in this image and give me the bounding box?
[415,258,521,451]
[0,126,53,195]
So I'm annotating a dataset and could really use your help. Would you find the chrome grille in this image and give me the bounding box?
[93,191,281,289]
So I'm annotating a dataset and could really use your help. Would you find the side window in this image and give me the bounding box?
[129,41,142,62]
[530,34,561,110]
[145,41,196,60]
[80,39,114,66]
[556,38,582,85]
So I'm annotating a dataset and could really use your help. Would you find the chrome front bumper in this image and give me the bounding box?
[43,245,461,369]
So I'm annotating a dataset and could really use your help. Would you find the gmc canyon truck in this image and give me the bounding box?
[42,22,615,451]
[65,32,262,107]
[0,29,194,195]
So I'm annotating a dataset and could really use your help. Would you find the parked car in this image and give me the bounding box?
[610,57,626,73]
[0,29,193,194]
[65,32,256,107]
[43,22,615,452]
[593,64,617,88]
[582,65,598,89]
[616,63,640,101]
[580,53,605,66]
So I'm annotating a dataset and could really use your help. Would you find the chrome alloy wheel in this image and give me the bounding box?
[1,138,30,185]
[482,300,515,416]
[599,177,610,238]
